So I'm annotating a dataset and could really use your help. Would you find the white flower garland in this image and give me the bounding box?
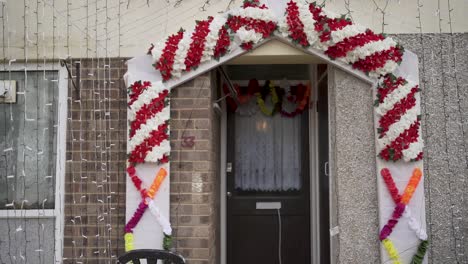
[171,30,192,78]
[377,107,418,150]
[151,42,165,64]
[127,107,170,153]
[235,26,264,45]
[376,82,415,116]
[146,198,172,235]
[145,139,171,163]
[402,136,424,161]
[229,6,276,22]
[330,24,367,44]
[341,38,397,64]
[403,206,427,240]
[370,60,399,78]
[297,1,318,45]
[201,15,228,62]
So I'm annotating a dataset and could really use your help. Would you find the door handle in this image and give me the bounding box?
[226,191,232,197]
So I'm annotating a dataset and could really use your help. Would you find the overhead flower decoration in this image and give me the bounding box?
[227,0,277,50]
[151,14,231,81]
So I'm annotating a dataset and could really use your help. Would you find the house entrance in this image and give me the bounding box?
[224,64,317,264]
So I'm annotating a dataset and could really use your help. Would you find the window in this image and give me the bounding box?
[0,64,67,263]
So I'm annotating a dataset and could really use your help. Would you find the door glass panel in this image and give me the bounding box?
[233,87,305,192]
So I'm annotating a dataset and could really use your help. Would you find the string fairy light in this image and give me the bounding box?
[371,0,390,33]
[446,0,467,261]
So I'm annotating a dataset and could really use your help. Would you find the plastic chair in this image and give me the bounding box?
[118,249,186,264]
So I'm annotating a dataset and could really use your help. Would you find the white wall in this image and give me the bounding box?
[1,0,467,60]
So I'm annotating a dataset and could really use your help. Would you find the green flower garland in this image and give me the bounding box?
[410,240,429,264]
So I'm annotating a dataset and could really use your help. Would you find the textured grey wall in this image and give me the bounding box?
[393,33,468,264]
[328,67,379,263]
[329,33,468,263]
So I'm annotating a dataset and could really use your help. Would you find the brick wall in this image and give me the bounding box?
[169,73,220,264]
[64,63,220,263]
[64,58,128,263]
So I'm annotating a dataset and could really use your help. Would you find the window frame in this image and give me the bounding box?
[0,61,68,263]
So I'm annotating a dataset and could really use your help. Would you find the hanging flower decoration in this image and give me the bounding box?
[280,83,311,117]
[256,81,280,116]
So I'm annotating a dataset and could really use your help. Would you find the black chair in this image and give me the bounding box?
[118,249,185,264]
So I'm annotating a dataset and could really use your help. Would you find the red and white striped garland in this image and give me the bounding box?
[375,75,423,162]
[226,1,277,50]
[127,81,171,164]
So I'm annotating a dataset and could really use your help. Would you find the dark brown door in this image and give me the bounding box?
[227,109,310,264]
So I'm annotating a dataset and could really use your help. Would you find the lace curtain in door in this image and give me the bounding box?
[234,100,303,191]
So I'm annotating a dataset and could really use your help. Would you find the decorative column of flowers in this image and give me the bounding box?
[125,80,172,251]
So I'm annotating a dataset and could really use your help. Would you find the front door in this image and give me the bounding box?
[226,88,310,264]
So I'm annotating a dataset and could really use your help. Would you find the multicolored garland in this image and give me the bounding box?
[125,167,172,251]
[223,79,309,117]
[380,168,428,262]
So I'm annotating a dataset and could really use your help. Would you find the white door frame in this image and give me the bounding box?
[219,64,322,264]
[0,61,68,263]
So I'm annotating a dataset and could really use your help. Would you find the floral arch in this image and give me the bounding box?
[124,0,427,263]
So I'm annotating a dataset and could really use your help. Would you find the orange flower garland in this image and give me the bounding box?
[400,168,422,205]
[147,168,168,200]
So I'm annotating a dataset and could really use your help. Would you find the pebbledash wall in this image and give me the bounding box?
[62,34,467,263]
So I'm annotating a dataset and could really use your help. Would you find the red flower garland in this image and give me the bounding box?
[185,17,214,71]
[380,168,401,204]
[155,30,185,81]
[284,1,309,47]
[214,26,231,59]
